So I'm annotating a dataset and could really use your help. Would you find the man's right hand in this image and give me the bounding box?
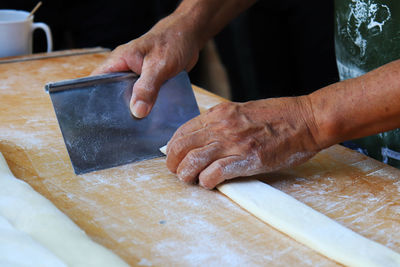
[92,13,201,118]
[92,0,257,118]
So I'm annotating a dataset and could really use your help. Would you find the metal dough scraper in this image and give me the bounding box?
[45,71,200,175]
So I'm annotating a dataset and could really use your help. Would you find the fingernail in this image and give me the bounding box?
[131,100,150,118]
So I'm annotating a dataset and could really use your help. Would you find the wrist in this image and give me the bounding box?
[173,0,257,50]
[172,1,214,50]
[296,95,330,151]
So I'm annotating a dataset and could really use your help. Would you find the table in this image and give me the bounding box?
[0,49,399,266]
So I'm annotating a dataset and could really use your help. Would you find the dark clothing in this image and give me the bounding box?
[214,1,339,101]
[335,0,400,168]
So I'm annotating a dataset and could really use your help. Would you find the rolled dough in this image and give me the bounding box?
[0,215,65,267]
[160,147,400,266]
[218,180,400,267]
[0,152,128,267]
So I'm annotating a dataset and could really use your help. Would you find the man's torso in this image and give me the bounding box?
[335,0,400,167]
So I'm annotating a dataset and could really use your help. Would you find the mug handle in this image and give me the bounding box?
[32,22,53,52]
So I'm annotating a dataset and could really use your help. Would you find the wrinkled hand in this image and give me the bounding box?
[166,97,322,189]
[92,13,200,118]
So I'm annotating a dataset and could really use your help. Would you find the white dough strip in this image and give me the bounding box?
[160,145,400,267]
[0,153,128,267]
[217,179,400,267]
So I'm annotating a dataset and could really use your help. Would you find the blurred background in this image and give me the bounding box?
[0,0,339,101]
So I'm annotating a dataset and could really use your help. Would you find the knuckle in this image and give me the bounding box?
[209,102,231,114]
[217,102,232,109]
[113,44,126,55]
[169,139,186,159]
[246,136,262,152]
[133,79,157,101]
[177,149,206,184]
[171,128,185,140]
[185,152,197,167]
[186,149,206,165]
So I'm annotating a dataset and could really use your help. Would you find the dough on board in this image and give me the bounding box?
[0,152,128,267]
[159,145,400,266]
[0,215,66,267]
[218,179,400,267]
[159,145,167,155]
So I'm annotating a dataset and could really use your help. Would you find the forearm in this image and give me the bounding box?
[307,59,400,149]
[173,0,257,48]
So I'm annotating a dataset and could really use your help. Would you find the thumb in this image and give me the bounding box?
[130,58,173,118]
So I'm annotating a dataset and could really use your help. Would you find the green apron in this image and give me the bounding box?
[335,0,400,167]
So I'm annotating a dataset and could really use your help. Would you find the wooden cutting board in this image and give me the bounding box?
[0,49,399,266]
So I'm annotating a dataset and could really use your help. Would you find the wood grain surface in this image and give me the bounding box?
[0,50,399,266]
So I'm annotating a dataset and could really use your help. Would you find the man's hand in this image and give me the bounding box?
[92,0,257,118]
[92,13,200,118]
[166,97,322,189]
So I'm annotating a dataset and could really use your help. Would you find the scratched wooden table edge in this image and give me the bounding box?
[0,47,110,64]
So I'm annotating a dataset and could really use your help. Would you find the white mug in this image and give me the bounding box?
[0,9,52,58]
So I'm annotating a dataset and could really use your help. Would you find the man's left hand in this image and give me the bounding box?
[166,97,321,189]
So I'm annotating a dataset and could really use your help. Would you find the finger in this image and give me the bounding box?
[176,142,221,184]
[198,155,248,189]
[166,128,212,173]
[91,46,129,76]
[168,102,227,145]
[91,57,128,76]
[130,56,173,118]
[91,43,144,76]
[166,115,204,155]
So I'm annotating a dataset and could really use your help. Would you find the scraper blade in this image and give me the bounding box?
[45,71,200,174]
